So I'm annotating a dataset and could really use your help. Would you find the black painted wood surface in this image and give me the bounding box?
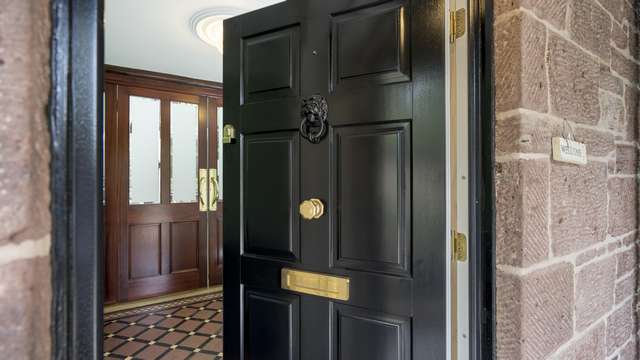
[224,0,447,359]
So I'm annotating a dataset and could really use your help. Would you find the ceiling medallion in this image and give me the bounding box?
[189,7,243,54]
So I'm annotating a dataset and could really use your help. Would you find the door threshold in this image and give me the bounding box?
[104,286,223,314]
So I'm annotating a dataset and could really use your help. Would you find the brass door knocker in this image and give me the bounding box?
[300,95,328,144]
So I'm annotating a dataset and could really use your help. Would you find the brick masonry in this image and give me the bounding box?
[0,0,52,359]
[495,0,640,359]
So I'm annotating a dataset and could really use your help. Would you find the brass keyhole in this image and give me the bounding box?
[299,198,324,220]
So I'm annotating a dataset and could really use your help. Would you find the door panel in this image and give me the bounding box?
[245,289,300,360]
[242,26,300,104]
[129,224,161,279]
[331,122,410,276]
[170,221,200,273]
[243,132,300,261]
[225,0,446,358]
[330,0,411,90]
[332,304,410,360]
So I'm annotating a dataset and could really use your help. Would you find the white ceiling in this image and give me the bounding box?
[105,0,284,82]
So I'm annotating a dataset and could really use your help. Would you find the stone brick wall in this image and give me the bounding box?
[494,0,640,359]
[0,0,52,358]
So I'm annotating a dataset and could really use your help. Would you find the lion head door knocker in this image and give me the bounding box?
[300,95,328,144]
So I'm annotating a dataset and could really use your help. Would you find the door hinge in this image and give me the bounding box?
[453,230,468,262]
[450,8,466,43]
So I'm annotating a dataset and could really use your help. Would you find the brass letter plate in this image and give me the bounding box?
[281,268,350,301]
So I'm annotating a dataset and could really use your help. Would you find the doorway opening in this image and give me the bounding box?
[100,2,282,358]
[50,0,495,359]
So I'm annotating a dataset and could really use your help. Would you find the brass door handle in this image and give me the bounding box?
[299,198,324,220]
[199,169,208,212]
[209,168,219,211]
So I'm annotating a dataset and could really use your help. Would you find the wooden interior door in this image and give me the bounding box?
[103,67,224,304]
[118,87,207,301]
[224,0,447,358]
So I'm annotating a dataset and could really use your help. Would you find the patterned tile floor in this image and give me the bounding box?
[104,294,223,359]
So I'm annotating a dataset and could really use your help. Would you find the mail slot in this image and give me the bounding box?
[281,268,350,301]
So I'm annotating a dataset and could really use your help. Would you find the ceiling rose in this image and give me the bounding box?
[190,7,243,54]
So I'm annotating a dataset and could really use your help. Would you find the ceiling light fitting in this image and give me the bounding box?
[190,7,243,54]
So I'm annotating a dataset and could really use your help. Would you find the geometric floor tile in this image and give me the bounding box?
[104,294,223,359]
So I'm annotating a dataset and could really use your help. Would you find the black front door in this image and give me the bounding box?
[224,0,446,359]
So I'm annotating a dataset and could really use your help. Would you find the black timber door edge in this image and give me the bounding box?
[50,0,104,359]
[48,0,495,359]
[468,0,496,358]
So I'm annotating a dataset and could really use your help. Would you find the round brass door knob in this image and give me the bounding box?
[299,198,325,220]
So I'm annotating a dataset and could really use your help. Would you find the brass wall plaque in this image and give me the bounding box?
[281,268,350,301]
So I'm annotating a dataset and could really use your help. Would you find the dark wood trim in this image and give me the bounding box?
[469,0,496,358]
[160,100,172,204]
[116,85,131,301]
[105,65,223,98]
[104,82,119,305]
[207,98,223,286]
[125,86,201,104]
[198,95,210,288]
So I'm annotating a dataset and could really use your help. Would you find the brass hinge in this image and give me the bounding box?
[453,230,468,262]
[450,8,467,43]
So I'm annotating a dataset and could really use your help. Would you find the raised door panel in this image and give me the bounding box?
[242,26,300,104]
[331,0,410,91]
[170,221,199,273]
[129,224,161,279]
[243,132,300,261]
[332,304,410,360]
[245,289,300,360]
[331,123,410,275]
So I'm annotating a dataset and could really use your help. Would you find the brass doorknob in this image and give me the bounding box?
[299,198,324,220]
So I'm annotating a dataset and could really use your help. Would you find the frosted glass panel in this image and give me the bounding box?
[129,96,161,205]
[170,102,199,203]
[217,107,224,200]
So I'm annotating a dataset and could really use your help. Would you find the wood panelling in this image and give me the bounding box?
[243,131,300,261]
[242,26,300,104]
[331,122,411,276]
[129,224,162,279]
[332,304,410,360]
[104,82,119,305]
[224,0,447,358]
[170,221,199,273]
[245,289,300,360]
[105,65,223,97]
[330,0,410,91]
[208,99,223,285]
[103,67,223,303]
